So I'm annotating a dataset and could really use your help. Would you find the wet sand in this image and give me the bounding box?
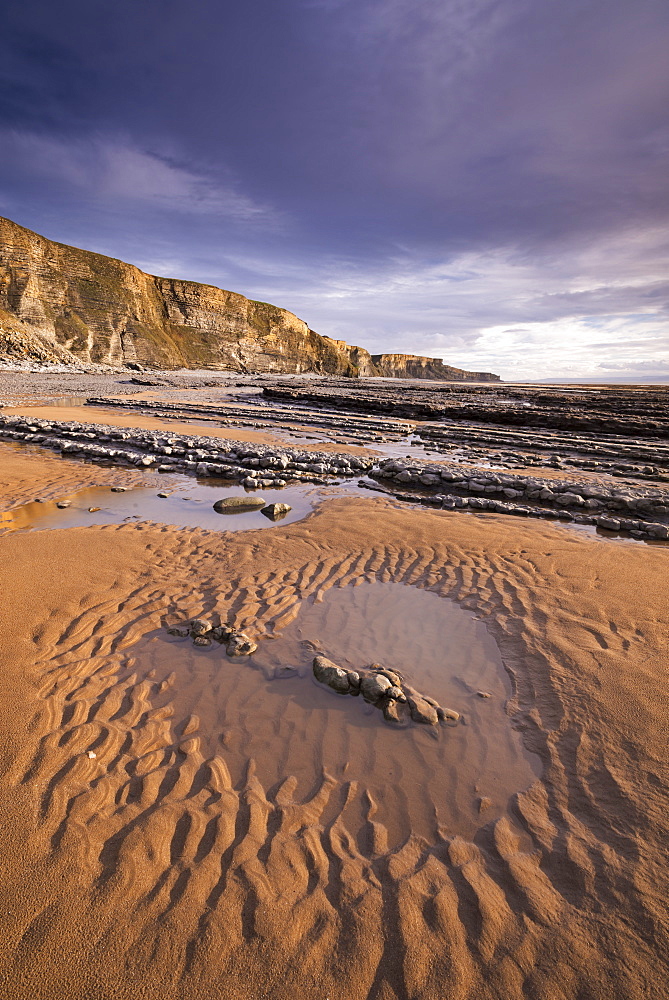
[1,447,668,999]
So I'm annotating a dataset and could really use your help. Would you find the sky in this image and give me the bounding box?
[0,0,668,380]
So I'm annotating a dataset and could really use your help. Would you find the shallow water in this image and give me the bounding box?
[0,476,360,533]
[131,583,540,846]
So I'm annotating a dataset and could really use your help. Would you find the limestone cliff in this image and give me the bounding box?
[0,217,500,380]
[371,353,499,381]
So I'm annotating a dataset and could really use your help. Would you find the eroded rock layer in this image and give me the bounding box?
[0,216,499,380]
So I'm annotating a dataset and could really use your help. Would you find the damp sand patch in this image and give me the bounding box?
[126,582,540,847]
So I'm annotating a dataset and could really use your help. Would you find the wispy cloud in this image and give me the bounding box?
[0,130,281,224]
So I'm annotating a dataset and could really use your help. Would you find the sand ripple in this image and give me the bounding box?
[1,499,668,998]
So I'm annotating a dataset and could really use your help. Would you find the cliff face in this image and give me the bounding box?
[371,354,499,381]
[0,217,500,380]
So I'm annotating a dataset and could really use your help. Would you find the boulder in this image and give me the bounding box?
[213,496,266,513]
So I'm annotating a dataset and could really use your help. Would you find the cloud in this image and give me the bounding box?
[204,222,669,380]
[0,130,280,224]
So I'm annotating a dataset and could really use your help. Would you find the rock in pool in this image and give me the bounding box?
[313,655,358,694]
[360,671,393,703]
[213,496,266,514]
[407,694,439,725]
[260,502,292,521]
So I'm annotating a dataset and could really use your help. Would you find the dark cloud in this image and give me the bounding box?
[0,0,667,377]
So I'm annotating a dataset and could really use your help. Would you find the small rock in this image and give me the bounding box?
[408,695,439,725]
[166,626,189,637]
[157,492,170,498]
[387,685,406,702]
[210,624,235,642]
[313,655,352,693]
[260,502,292,521]
[111,486,127,492]
[478,796,492,813]
[437,706,460,723]
[213,496,266,513]
[383,700,404,724]
[193,635,212,647]
[360,672,393,703]
[477,690,492,699]
[373,665,404,686]
[87,751,97,759]
[88,507,101,512]
[227,632,258,656]
[189,618,211,636]
[56,500,71,509]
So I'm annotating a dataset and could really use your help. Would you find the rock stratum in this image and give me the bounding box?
[0,216,499,380]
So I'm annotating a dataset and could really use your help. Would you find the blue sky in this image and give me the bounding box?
[1,0,668,379]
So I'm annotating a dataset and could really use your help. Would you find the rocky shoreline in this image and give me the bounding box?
[1,411,667,540]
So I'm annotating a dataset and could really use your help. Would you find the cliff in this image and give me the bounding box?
[371,353,499,381]
[0,216,500,380]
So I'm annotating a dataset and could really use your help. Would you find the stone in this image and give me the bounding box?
[387,685,406,702]
[597,516,621,531]
[477,690,492,699]
[373,666,404,686]
[260,502,292,521]
[167,626,189,637]
[87,751,97,759]
[213,496,266,513]
[437,706,460,723]
[210,624,235,642]
[193,635,212,647]
[189,618,211,636]
[226,632,258,656]
[645,522,669,539]
[88,507,101,512]
[111,486,127,492]
[56,500,71,508]
[313,655,353,694]
[383,700,403,724]
[407,695,439,725]
[360,672,393,702]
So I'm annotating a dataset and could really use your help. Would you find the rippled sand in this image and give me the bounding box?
[0,453,668,999]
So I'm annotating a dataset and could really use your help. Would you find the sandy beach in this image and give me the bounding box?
[1,405,668,998]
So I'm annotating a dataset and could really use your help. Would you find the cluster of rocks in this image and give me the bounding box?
[0,414,373,487]
[370,459,669,539]
[166,617,258,656]
[313,655,460,727]
[1,411,667,541]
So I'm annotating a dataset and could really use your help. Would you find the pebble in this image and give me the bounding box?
[87,751,97,759]
[261,502,292,521]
